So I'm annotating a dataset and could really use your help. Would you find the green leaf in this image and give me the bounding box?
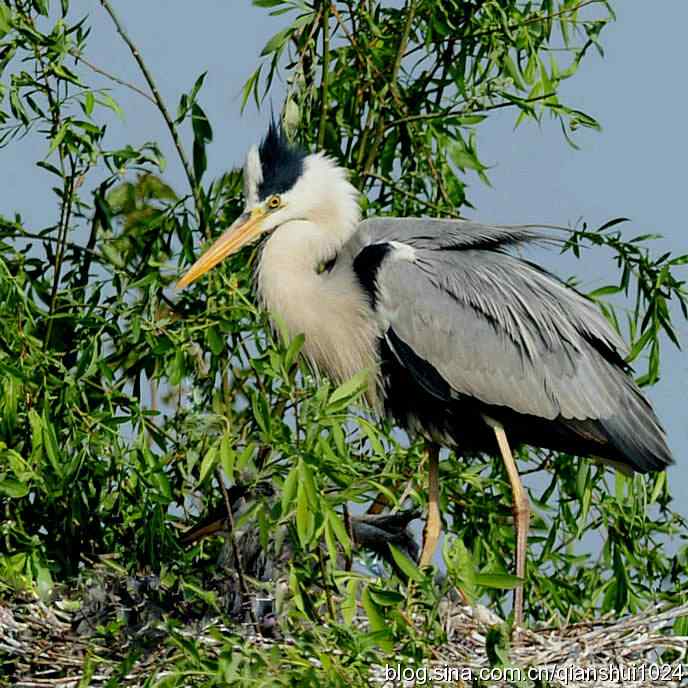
[47,122,69,157]
[588,284,621,298]
[169,348,185,386]
[206,325,225,356]
[240,66,262,112]
[326,506,351,556]
[42,409,63,479]
[0,479,29,498]
[388,544,424,582]
[324,517,338,564]
[0,5,12,37]
[650,471,665,504]
[284,332,305,370]
[281,463,299,515]
[32,552,53,600]
[341,578,358,625]
[84,91,94,116]
[296,482,315,548]
[260,27,292,57]
[299,460,318,509]
[361,587,392,651]
[251,391,270,435]
[673,614,688,636]
[368,586,404,606]
[485,624,511,666]
[361,585,385,631]
[502,53,525,91]
[199,445,218,484]
[327,369,369,411]
[28,410,43,464]
[220,433,235,479]
[475,572,523,590]
[192,139,208,182]
[96,92,124,119]
[444,537,477,603]
[627,326,654,362]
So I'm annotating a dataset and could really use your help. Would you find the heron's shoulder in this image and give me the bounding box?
[347,232,420,309]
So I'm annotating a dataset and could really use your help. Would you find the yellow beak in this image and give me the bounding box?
[177,207,267,289]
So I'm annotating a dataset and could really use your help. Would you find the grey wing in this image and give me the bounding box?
[374,245,629,422]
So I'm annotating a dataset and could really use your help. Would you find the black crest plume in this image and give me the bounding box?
[257,121,307,200]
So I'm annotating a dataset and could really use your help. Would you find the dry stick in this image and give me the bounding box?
[98,0,204,228]
[216,468,258,627]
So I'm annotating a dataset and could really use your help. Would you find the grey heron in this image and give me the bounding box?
[178,123,673,626]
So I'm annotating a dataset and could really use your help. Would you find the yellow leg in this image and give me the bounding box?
[419,443,441,568]
[489,419,529,628]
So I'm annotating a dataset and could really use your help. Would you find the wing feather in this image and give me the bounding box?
[371,240,628,422]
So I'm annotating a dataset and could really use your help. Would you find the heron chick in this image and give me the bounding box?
[178,123,673,627]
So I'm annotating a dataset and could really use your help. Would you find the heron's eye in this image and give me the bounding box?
[267,195,281,210]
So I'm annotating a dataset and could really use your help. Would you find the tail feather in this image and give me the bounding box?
[597,387,673,473]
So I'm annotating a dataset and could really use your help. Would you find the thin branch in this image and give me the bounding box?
[362,0,417,175]
[98,0,204,228]
[363,172,461,219]
[440,0,606,44]
[70,49,156,105]
[44,161,77,348]
[217,469,258,627]
[317,546,337,620]
[317,1,330,149]
[391,2,416,85]
[386,91,557,129]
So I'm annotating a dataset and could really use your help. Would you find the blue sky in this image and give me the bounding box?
[3,2,686,514]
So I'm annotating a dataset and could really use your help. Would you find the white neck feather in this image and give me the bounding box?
[255,155,380,406]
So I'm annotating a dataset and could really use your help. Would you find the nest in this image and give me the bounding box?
[1,574,687,687]
[422,601,688,688]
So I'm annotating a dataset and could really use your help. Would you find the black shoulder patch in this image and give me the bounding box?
[257,121,307,200]
[353,242,392,308]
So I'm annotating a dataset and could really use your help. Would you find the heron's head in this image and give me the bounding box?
[177,123,359,288]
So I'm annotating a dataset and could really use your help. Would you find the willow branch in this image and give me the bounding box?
[98,0,204,226]
[362,0,417,175]
[363,172,461,219]
[317,1,330,149]
[44,162,76,348]
[386,91,557,129]
[469,0,605,41]
[70,49,156,105]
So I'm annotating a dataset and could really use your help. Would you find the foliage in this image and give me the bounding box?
[1,0,687,684]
